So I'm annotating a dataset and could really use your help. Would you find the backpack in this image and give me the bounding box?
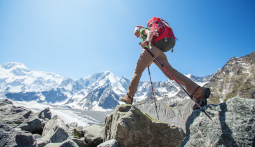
[147,17,176,52]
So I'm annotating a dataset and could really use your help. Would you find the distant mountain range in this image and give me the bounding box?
[0,62,211,111]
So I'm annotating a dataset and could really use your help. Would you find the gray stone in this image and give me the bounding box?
[44,140,79,147]
[59,139,79,147]
[0,123,37,147]
[37,137,50,147]
[104,104,185,147]
[33,133,41,139]
[0,99,34,127]
[16,131,37,147]
[98,139,119,147]
[44,143,62,147]
[38,107,52,120]
[42,115,71,143]
[19,117,44,134]
[68,137,88,147]
[182,97,255,147]
[83,124,104,147]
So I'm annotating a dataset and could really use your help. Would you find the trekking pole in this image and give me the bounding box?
[140,43,212,120]
[147,66,160,120]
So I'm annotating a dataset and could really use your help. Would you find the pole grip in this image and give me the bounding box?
[139,42,154,57]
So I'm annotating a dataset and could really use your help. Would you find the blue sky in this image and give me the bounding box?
[0,0,254,82]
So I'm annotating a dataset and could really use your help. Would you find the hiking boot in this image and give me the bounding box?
[192,87,210,110]
[119,95,133,104]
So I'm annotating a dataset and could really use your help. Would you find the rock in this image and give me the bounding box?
[42,115,71,143]
[182,97,255,147]
[104,104,185,147]
[44,140,79,147]
[0,99,34,127]
[33,133,41,139]
[68,137,88,147]
[38,107,52,120]
[74,126,84,138]
[16,132,37,147]
[98,139,119,147]
[59,139,79,147]
[0,99,44,134]
[83,124,104,147]
[0,122,37,147]
[44,143,62,147]
[37,137,50,147]
[19,117,44,134]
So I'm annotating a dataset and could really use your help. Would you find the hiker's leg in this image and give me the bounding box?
[153,47,199,95]
[127,47,161,97]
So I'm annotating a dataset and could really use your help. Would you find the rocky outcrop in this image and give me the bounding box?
[104,104,185,147]
[0,99,89,147]
[2,96,255,147]
[182,97,255,147]
[0,98,45,135]
[207,51,255,104]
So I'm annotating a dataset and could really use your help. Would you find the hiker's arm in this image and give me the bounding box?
[140,29,153,48]
[144,29,153,43]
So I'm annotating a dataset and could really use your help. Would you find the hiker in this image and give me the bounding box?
[120,17,210,109]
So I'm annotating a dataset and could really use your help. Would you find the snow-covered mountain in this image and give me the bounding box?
[0,62,211,111]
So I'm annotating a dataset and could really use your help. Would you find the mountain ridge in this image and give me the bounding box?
[0,62,211,111]
[207,51,255,104]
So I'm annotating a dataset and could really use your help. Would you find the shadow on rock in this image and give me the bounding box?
[182,97,255,147]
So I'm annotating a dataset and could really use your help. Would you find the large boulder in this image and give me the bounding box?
[0,99,44,134]
[182,97,255,146]
[42,115,71,143]
[83,124,104,147]
[104,104,185,147]
[0,122,37,147]
[0,99,34,127]
[19,117,44,134]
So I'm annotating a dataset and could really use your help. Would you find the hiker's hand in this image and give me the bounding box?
[140,41,149,48]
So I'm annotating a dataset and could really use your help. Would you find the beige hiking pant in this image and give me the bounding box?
[127,45,199,97]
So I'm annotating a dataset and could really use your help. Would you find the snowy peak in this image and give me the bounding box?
[1,62,28,70]
[78,71,127,94]
[185,73,212,86]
